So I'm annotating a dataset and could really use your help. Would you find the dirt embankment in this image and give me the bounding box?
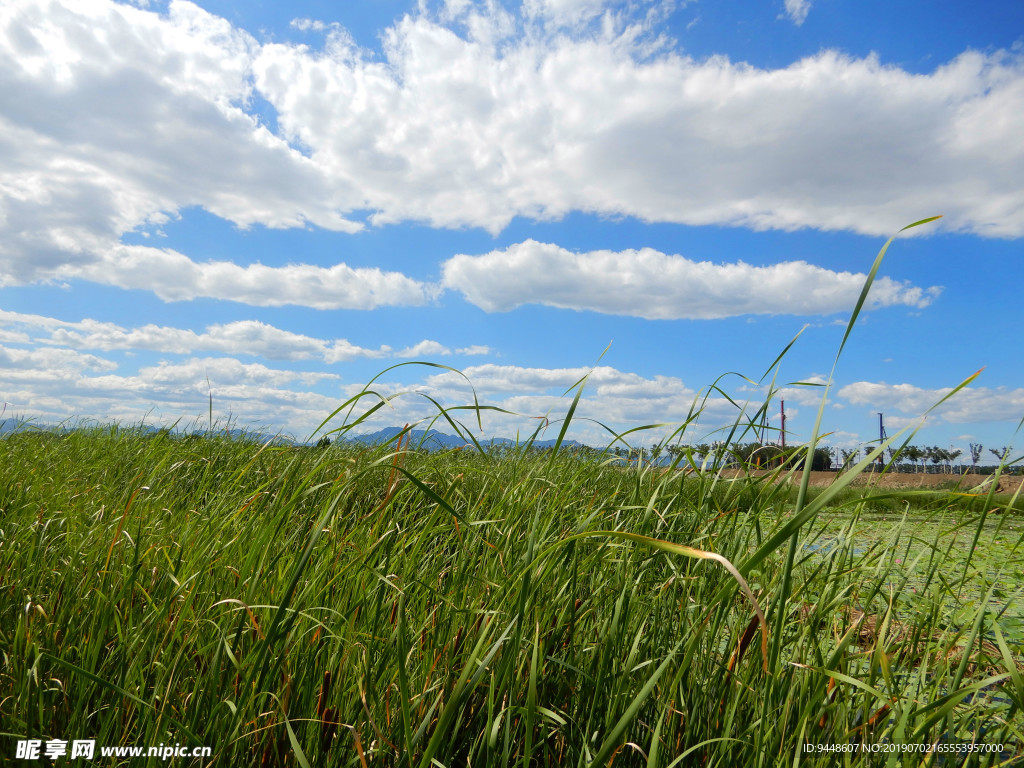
[717,469,1024,494]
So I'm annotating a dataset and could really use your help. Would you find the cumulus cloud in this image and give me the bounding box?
[0,344,117,376]
[254,13,1024,237]
[839,381,1024,424]
[0,309,491,363]
[67,245,433,309]
[0,346,347,434]
[441,240,941,318]
[389,339,491,358]
[94,356,339,390]
[0,0,367,290]
[824,429,865,447]
[1,0,1023,302]
[397,340,452,358]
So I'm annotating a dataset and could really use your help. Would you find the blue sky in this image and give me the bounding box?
[1,0,1023,461]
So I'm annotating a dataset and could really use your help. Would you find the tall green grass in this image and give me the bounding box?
[2,221,1023,766]
[2,426,1021,766]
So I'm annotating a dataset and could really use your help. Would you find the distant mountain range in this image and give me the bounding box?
[344,426,583,452]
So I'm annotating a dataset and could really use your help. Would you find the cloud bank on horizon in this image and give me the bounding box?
[1,0,1022,454]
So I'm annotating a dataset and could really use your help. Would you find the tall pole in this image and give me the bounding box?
[877,412,885,467]
[780,400,786,450]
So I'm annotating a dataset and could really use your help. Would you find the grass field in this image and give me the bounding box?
[2,422,1023,767]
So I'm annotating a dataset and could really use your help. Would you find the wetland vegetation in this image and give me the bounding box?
[1,418,1022,766]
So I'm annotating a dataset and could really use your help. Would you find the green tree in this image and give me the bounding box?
[947,448,963,474]
[628,446,647,467]
[903,445,923,472]
[811,446,832,471]
[969,443,983,473]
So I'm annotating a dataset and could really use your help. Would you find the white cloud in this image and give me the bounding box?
[784,0,812,26]
[8,313,330,359]
[397,340,452,358]
[324,339,393,364]
[0,311,496,434]
[0,0,367,283]
[823,429,864,447]
[0,344,117,375]
[839,381,1024,424]
[290,18,337,33]
[426,362,602,392]
[0,309,490,363]
[0,328,30,344]
[751,375,831,408]
[96,356,339,390]
[254,13,1024,237]
[0,348,346,434]
[441,240,940,319]
[878,414,926,432]
[1,0,1021,301]
[65,245,434,310]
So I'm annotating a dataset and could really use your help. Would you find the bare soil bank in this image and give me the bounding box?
[716,469,1024,494]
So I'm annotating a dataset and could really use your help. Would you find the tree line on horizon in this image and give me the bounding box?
[312,431,1016,474]
[598,441,1016,474]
